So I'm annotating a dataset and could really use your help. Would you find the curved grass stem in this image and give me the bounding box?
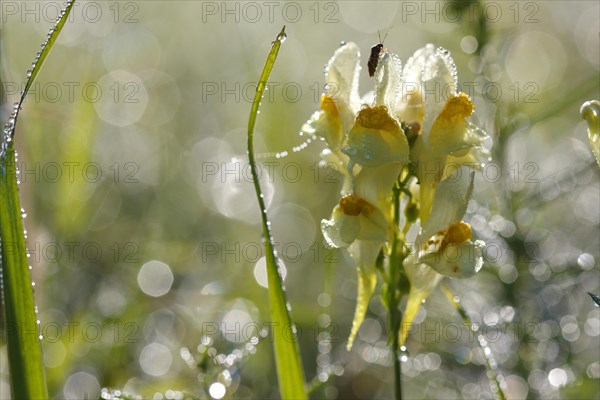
[0,2,76,399]
[246,26,307,400]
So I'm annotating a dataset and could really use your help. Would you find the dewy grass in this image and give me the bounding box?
[0,1,76,398]
[246,26,307,400]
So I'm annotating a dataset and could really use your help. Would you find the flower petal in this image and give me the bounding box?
[302,42,362,151]
[395,45,435,126]
[301,102,344,150]
[420,166,474,239]
[429,93,476,157]
[347,240,381,350]
[353,163,401,212]
[325,42,361,110]
[321,194,389,248]
[403,44,436,89]
[320,148,352,195]
[399,261,443,346]
[374,53,403,112]
[419,47,459,145]
[325,42,361,134]
[343,106,409,167]
[321,205,360,248]
[420,239,485,278]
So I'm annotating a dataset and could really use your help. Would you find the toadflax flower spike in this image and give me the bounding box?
[306,42,486,351]
[314,45,411,350]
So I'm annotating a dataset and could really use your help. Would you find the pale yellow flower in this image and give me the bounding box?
[400,166,484,346]
[301,43,360,152]
[301,42,363,194]
[395,45,489,221]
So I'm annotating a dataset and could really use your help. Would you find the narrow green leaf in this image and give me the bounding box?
[0,2,76,398]
[246,26,307,400]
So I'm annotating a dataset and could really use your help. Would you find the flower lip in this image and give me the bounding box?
[339,194,374,216]
[320,95,340,118]
[438,221,472,252]
[355,105,401,132]
[342,105,410,167]
[432,93,474,131]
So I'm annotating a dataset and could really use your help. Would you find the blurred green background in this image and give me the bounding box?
[0,0,599,399]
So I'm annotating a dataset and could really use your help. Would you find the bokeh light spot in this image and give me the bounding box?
[63,371,100,400]
[138,260,174,297]
[209,382,226,399]
[139,343,172,376]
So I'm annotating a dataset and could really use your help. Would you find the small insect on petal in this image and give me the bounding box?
[368,44,384,77]
[368,29,391,77]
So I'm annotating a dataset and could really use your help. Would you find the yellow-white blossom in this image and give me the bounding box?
[400,166,484,345]
[395,45,489,221]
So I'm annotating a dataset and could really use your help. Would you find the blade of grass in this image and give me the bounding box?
[0,1,76,398]
[441,284,507,400]
[246,26,307,400]
[4,0,76,143]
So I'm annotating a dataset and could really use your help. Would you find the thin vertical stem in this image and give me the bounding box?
[387,176,405,400]
[393,332,403,400]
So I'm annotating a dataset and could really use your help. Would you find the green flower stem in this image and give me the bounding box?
[246,26,307,400]
[0,2,76,398]
[385,173,411,400]
[441,284,507,400]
